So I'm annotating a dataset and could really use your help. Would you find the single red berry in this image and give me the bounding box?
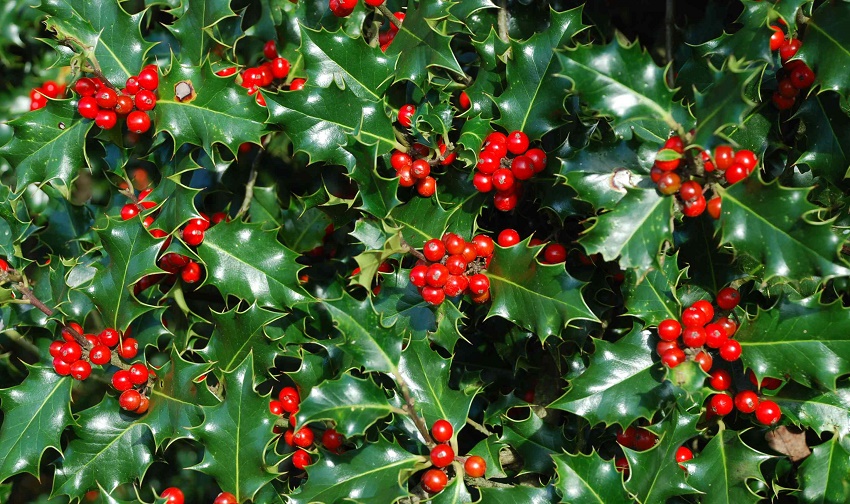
[676,446,693,465]
[694,350,713,373]
[681,307,707,328]
[714,145,734,171]
[137,67,159,91]
[615,456,629,475]
[95,88,118,109]
[160,487,184,504]
[120,204,138,221]
[543,243,567,264]
[719,339,742,362]
[445,255,467,276]
[430,443,454,468]
[181,261,202,284]
[70,360,92,380]
[271,58,291,80]
[114,95,134,115]
[506,131,529,155]
[707,196,721,219]
[441,233,464,255]
[497,229,520,247]
[772,92,796,111]
[421,286,446,305]
[661,348,686,368]
[99,328,120,347]
[182,224,205,247]
[458,91,470,110]
[111,369,133,391]
[717,317,738,337]
[769,25,785,52]
[716,287,741,310]
[89,345,111,365]
[777,78,799,99]
[421,469,448,493]
[654,149,681,172]
[735,390,760,414]
[263,39,278,60]
[293,427,315,448]
[691,300,715,321]
[704,323,728,349]
[633,428,658,451]
[477,150,500,174]
[125,76,141,95]
[269,400,283,416]
[398,104,415,128]
[425,264,449,288]
[779,38,802,62]
[95,110,117,129]
[709,369,732,391]
[664,136,685,153]
[289,78,306,91]
[416,176,436,197]
[658,319,682,341]
[292,449,312,469]
[510,155,535,181]
[126,111,151,134]
[134,89,156,111]
[410,265,428,288]
[62,322,84,342]
[119,389,142,411]
[656,340,679,356]
[128,363,149,385]
[74,77,97,97]
[322,428,344,450]
[397,166,415,187]
[755,400,781,425]
[734,150,758,172]
[709,393,733,416]
[411,159,430,179]
[790,63,815,89]
[119,337,139,359]
[678,181,702,203]
[725,163,749,184]
[53,357,71,375]
[493,189,518,212]
[616,426,637,447]
[471,235,495,257]
[468,274,490,295]
[464,455,486,478]
[216,67,237,77]
[279,386,300,404]
[491,168,515,192]
[423,239,446,262]
[60,341,82,364]
[657,172,681,195]
[214,492,238,504]
[432,419,453,442]
[444,274,468,297]
[49,340,64,358]
[683,195,706,218]
[391,151,412,171]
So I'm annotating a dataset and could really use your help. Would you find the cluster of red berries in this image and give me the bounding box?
[270,386,328,470]
[29,80,65,111]
[496,228,568,264]
[420,419,487,494]
[74,65,158,132]
[410,233,494,305]
[613,425,659,477]
[378,11,405,51]
[769,27,815,110]
[329,0,386,17]
[389,141,454,197]
[220,40,293,106]
[49,323,138,378]
[707,368,783,426]
[475,131,546,212]
[651,136,758,218]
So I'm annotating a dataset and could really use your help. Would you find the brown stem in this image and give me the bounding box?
[377,4,403,29]
[465,417,494,436]
[236,149,262,219]
[399,234,428,263]
[57,37,120,92]
[497,0,509,43]
[393,370,435,447]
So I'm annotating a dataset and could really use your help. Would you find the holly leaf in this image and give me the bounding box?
[166,0,237,65]
[153,58,268,157]
[84,217,164,332]
[384,0,465,87]
[499,412,567,475]
[549,326,674,427]
[51,396,155,500]
[37,0,154,84]
[486,239,596,341]
[736,295,850,390]
[681,429,772,504]
[692,1,774,65]
[398,338,475,437]
[579,187,674,276]
[431,475,473,504]
[190,355,277,502]
[194,219,310,308]
[456,114,493,167]
[265,84,396,169]
[0,100,93,198]
[287,438,421,504]
[773,383,850,438]
[798,437,850,504]
[323,293,402,375]
[348,141,402,218]
[144,349,217,447]
[715,179,850,282]
[794,93,850,183]
[622,253,684,326]
[0,365,73,481]
[623,409,700,503]
[557,140,645,210]
[558,39,688,142]
[478,485,559,503]
[298,25,397,101]
[690,64,758,149]
[493,7,587,139]
[795,1,850,106]
[295,373,394,438]
[279,196,333,252]
[200,303,285,384]
[552,450,632,504]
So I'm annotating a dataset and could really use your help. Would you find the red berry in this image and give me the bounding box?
[497,229,520,247]
[709,369,732,391]
[676,446,693,464]
[397,166,415,187]
[704,323,728,349]
[128,363,149,385]
[125,76,141,95]
[615,456,629,475]
[694,350,713,373]
[769,25,785,52]
[74,78,97,97]
[425,264,449,288]
[709,393,733,416]
[719,339,742,361]
[633,429,658,451]
[292,449,312,469]
[616,426,637,447]
[493,190,518,212]
[464,455,486,478]
[445,255,467,276]
[658,319,682,341]
[725,163,749,184]
[510,155,535,181]
[543,243,567,264]
[322,428,344,450]
[134,89,156,111]
[790,63,815,89]
[431,419,453,442]
[664,136,685,153]
[111,369,133,391]
[119,337,139,359]
[70,360,92,380]
[779,38,802,62]
[49,340,64,358]
[683,194,706,217]
[468,274,490,295]
[214,492,238,504]
[681,307,707,328]
[416,176,436,197]
[181,261,202,284]
[656,340,679,356]
[755,400,781,425]
[398,104,415,128]
[716,287,741,310]
[717,318,738,337]
[430,443,454,468]
[269,400,283,415]
[95,110,117,129]
[289,78,306,91]
[62,322,84,342]
[678,181,702,202]
[160,487,184,504]
[391,151,412,171]
[421,286,446,305]
[491,168,515,192]
[120,204,138,221]
[477,150,500,174]
[734,150,758,172]
[472,235,495,257]
[735,390,759,414]
[99,328,120,347]
[657,172,682,195]
[661,347,686,368]
[60,341,82,364]
[772,92,796,111]
[411,159,430,179]
[691,300,715,321]
[293,427,315,448]
[89,345,111,365]
[279,386,300,404]
[714,145,734,171]
[53,357,71,376]
[423,239,446,262]
[127,111,151,134]
[421,469,448,493]
[777,78,799,99]
[654,149,681,172]
[458,91,470,110]
[114,95,134,115]
[137,67,159,91]
[506,131,529,155]
[119,389,142,411]
[182,224,205,246]
[410,265,428,288]
[263,40,278,60]
[525,148,547,173]
[95,88,118,109]
[707,196,721,219]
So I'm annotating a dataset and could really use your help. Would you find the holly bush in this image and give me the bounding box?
[1,0,850,502]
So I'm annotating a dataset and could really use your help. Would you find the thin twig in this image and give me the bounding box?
[393,370,435,447]
[236,149,263,219]
[398,234,428,263]
[465,417,494,436]
[497,0,509,43]
[377,5,403,29]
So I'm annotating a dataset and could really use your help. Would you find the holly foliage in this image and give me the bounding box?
[1,0,850,503]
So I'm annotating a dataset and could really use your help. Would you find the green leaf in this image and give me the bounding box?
[794,93,850,183]
[558,39,687,142]
[295,374,394,438]
[279,196,333,252]
[795,1,850,106]
[499,411,567,475]
[190,355,277,502]
[52,396,155,500]
[384,0,465,87]
[773,383,850,438]
[265,84,396,169]
[478,485,559,503]
[690,64,758,149]
[166,0,238,65]
[84,217,164,332]
[298,25,398,101]
[430,475,473,504]
[194,219,310,308]
[144,349,217,447]
[323,293,401,374]
[557,140,644,210]
[549,326,674,427]
[288,438,421,504]
[692,1,774,65]
[398,338,475,437]
[715,179,850,282]
[681,429,772,504]
[0,100,93,198]
[348,142,402,218]
[736,296,850,390]
[552,450,632,504]
[38,0,154,84]
[456,114,493,167]
[622,253,684,325]
[0,366,72,481]
[579,187,674,276]
[493,7,586,139]
[623,409,700,503]
[153,59,268,157]
[200,303,285,384]
[798,437,850,504]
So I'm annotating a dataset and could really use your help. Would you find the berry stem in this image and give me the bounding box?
[465,417,493,436]
[392,369,435,447]
[236,142,265,219]
[377,5,403,31]
[497,0,509,44]
[56,35,120,92]
[398,234,428,263]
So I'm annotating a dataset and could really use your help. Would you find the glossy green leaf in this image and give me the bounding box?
[557,140,644,210]
[692,1,774,65]
[348,142,402,218]
[798,436,850,504]
[690,64,758,149]
[499,411,567,475]
[579,187,674,275]
[52,396,155,500]
[796,1,850,106]
[622,253,683,325]
[0,100,93,198]
[295,374,394,438]
[323,293,401,374]
[0,366,72,481]
[716,179,850,282]
[288,438,422,504]
[794,93,850,183]
[486,239,596,340]
[773,383,850,438]
[552,450,632,504]
[478,485,559,503]
[166,0,237,64]
[493,7,586,139]
[549,326,673,427]
[682,429,772,504]
[191,355,277,502]
[431,475,473,504]
[194,219,310,308]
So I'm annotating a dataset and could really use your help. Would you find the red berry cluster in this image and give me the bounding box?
[389,137,454,198]
[707,368,783,426]
[269,386,313,470]
[420,420,487,494]
[769,27,815,110]
[613,425,659,477]
[227,40,292,106]
[29,80,65,111]
[378,11,405,52]
[74,65,158,133]
[409,233,494,305]
[475,131,546,212]
[330,0,388,18]
[651,136,758,218]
